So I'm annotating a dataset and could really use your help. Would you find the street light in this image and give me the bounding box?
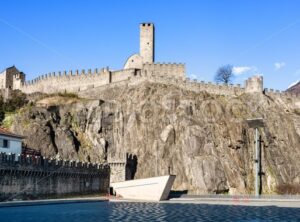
[246,118,264,197]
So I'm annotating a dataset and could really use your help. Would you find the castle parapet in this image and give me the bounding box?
[245,76,263,93]
[0,152,110,201]
[0,152,109,172]
[142,62,186,79]
[20,67,111,94]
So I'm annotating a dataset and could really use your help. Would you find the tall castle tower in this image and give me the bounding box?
[140,23,154,63]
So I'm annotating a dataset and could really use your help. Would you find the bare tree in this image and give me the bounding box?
[215,65,234,84]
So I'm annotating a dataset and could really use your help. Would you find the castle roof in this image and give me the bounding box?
[0,65,19,74]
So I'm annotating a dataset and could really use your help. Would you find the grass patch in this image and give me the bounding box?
[2,113,15,129]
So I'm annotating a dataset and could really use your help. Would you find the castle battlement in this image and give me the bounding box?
[0,152,109,172]
[24,67,110,86]
[1,23,298,100]
[142,62,185,79]
[107,152,127,164]
[0,152,110,201]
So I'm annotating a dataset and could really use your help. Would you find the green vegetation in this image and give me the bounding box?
[2,113,15,129]
[0,91,28,124]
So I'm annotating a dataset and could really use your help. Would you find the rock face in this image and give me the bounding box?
[10,81,300,194]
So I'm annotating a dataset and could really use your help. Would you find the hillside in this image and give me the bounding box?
[8,80,300,195]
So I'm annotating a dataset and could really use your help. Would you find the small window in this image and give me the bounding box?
[3,139,8,148]
[0,139,9,148]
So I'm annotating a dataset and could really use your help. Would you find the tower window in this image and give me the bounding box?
[148,23,151,26]
[142,23,145,26]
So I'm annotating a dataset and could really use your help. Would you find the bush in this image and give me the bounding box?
[276,183,300,195]
[0,91,28,124]
[4,91,28,112]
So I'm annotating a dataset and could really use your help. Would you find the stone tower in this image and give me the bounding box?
[140,23,154,63]
[245,76,263,93]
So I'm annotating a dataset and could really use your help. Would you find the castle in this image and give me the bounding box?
[0,23,264,96]
[0,23,293,97]
[0,23,185,95]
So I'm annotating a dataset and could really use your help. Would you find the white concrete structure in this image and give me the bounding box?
[0,128,23,156]
[110,175,176,201]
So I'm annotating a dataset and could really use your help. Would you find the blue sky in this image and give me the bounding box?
[0,0,300,90]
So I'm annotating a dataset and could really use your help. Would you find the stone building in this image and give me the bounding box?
[0,66,25,90]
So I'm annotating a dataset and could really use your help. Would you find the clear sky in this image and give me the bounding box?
[0,0,300,90]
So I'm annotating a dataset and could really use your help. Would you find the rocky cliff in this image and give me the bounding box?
[9,81,300,194]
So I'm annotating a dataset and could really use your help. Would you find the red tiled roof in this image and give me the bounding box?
[0,128,24,139]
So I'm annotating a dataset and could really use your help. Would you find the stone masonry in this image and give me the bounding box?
[0,152,110,201]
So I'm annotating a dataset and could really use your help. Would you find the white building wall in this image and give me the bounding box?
[0,135,22,156]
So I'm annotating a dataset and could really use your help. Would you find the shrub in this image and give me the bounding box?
[0,91,28,124]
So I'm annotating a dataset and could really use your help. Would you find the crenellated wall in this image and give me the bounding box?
[18,63,185,95]
[0,152,110,201]
[20,68,143,95]
[144,74,245,96]
[142,62,185,79]
[12,63,299,101]
[77,70,300,102]
[21,67,111,94]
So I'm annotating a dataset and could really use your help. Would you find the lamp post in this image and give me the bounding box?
[246,118,264,197]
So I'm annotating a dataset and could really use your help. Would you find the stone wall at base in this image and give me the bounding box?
[0,153,110,201]
[107,153,137,183]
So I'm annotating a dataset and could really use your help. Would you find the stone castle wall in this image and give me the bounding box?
[18,63,185,95]
[78,72,300,103]
[149,74,299,99]
[107,152,137,183]
[107,152,127,183]
[142,63,185,79]
[4,63,297,101]
[0,153,110,201]
[21,68,111,94]
[20,68,141,94]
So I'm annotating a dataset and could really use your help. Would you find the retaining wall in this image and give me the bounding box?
[0,153,110,201]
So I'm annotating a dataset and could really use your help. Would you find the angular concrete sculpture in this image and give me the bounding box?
[110,175,176,201]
